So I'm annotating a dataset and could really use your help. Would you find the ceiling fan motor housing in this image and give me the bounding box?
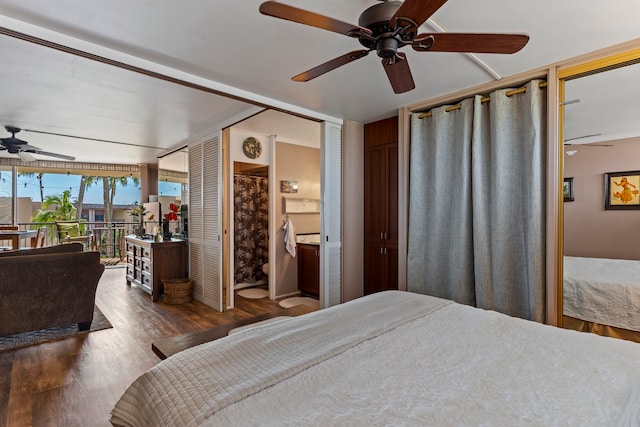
[5,126,21,135]
[358,1,417,58]
[1,126,28,149]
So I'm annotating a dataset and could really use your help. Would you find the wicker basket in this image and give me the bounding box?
[163,278,192,304]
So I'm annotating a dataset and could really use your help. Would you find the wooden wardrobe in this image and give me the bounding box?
[364,116,398,295]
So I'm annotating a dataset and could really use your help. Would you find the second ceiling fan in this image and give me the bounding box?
[260,0,529,93]
[0,126,75,161]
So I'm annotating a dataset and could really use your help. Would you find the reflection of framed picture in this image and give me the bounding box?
[563,177,574,202]
[604,171,640,210]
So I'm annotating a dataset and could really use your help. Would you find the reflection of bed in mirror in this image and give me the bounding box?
[563,256,640,342]
[561,58,640,346]
[111,291,640,425]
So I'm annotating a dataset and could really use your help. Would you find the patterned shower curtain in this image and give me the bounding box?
[234,174,269,285]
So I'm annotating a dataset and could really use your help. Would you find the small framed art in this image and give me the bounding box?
[604,171,640,210]
[280,180,298,193]
[563,177,574,202]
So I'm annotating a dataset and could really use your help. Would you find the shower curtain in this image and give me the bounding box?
[234,174,269,285]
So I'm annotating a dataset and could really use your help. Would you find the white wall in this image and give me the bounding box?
[274,142,321,297]
[237,110,321,148]
[0,197,28,224]
[17,197,34,224]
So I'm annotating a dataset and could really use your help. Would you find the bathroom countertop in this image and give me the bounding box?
[296,233,320,245]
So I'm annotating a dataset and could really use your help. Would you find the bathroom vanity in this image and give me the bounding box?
[125,235,187,301]
[297,234,320,298]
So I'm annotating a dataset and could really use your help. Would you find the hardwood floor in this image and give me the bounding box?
[0,267,291,427]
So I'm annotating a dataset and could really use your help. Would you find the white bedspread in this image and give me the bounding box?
[112,291,640,426]
[564,256,640,331]
[111,291,448,426]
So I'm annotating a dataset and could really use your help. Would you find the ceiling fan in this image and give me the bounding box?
[259,0,529,94]
[564,133,613,147]
[0,126,75,161]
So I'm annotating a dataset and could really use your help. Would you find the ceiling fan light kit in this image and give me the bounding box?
[17,150,36,162]
[260,0,529,94]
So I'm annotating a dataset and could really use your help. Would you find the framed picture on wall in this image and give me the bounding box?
[563,177,574,202]
[280,180,298,193]
[604,171,640,210]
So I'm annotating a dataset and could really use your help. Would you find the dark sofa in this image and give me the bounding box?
[0,243,105,337]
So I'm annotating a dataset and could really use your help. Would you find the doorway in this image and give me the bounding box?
[232,163,270,295]
[221,111,342,312]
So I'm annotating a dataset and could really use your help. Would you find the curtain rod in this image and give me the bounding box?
[417,81,548,119]
[234,171,267,177]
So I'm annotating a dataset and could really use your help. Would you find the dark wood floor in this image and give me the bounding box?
[0,267,290,427]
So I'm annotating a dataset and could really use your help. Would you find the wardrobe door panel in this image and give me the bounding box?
[386,245,398,291]
[364,117,399,295]
[364,243,387,295]
[365,145,387,244]
[387,143,399,243]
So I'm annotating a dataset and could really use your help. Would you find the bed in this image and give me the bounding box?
[111,291,640,426]
[563,256,640,339]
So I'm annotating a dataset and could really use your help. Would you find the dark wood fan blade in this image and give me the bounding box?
[260,1,371,37]
[382,53,415,94]
[292,50,370,82]
[413,33,529,53]
[391,0,448,28]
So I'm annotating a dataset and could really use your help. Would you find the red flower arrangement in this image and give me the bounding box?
[164,203,180,221]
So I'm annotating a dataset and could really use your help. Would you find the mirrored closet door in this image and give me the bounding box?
[560,53,640,341]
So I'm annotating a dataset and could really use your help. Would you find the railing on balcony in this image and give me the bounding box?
[12,222,130,258]
[7,220,181,258]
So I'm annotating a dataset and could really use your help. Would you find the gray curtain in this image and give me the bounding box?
[408,97,476,306]
[234,174,269,285]
[408,80,547,322]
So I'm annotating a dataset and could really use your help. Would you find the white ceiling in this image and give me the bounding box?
[0,0,639,165]
[564,62,640,145]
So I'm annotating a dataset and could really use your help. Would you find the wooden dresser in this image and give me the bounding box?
[125,236,187,302]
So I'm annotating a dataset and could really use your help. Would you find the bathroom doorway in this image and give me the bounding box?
[232,163,270,296]
[222,111,341,312]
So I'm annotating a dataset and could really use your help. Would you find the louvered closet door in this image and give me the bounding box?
[189,134,223,311]
[321,122,342,308]
[190,143,204,304]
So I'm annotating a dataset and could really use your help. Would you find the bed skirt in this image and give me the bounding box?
[563,315,640,343]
